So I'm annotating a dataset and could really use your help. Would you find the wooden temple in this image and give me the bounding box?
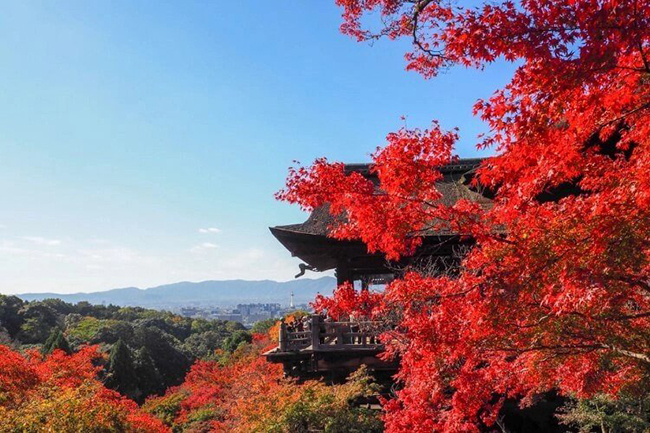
[264,158,493,380]
[264,159,569,431]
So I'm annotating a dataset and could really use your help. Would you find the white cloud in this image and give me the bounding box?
[22,236,62,246]
[190,242,220,253]
[198,227,222,234]
[0,240,29,254]
[0,240,67,259]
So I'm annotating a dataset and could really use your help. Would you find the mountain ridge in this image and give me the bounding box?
[17,276,336,308]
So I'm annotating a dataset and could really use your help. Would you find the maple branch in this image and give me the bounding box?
[615,275,650,294]
[601,345,650,364]
[492,344,650,364]
[599,102,650,128]
[523,25,581,35]
[608,311,650,321]
[411,0,446,61]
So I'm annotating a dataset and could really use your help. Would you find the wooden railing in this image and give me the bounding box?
[278,315,383,352]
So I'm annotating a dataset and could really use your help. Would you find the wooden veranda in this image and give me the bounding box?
[264,315,398,380]
[267,160,490,380]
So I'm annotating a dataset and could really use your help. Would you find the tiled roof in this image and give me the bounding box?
[272,158,492,238]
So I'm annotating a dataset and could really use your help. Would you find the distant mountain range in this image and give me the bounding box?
[18,277,336,309]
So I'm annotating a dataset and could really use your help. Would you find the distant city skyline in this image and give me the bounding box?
[0,1,515,294]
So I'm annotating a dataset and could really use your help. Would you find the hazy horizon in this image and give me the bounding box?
[16,275,335,296]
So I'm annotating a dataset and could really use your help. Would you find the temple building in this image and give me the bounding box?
[270,158,491,287]
[264,159,493,379]
[264,159,566,430]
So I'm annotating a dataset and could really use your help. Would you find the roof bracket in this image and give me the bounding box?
[294,263,316,279]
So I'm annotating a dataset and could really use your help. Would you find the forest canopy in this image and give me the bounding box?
[0,294,247,402]
[0,296,383,432]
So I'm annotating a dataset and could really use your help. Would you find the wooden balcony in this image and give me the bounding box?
[264,315,398,380]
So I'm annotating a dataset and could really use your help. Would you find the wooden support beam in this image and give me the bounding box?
[279,321,287,352]
[311,315,321,350]
[336,325,344,346]
[336,261,352,285]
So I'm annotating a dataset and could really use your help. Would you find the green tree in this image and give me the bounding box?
[281,366,383,433]
[0,295,24,338]
[190,318,212,334]
[135,316,192,341]
[133,346,164,402]
[224,320,247,334]
[93,320,134,345]
[133,326,191,389]
[557,393,650,433]
[39,298,75,316]
[182,330,226,359]
[17,302,62,344]
[105,339,138,400]
[222,330,252,353]
[251,318,278,335]
[0,325,12,345]
[42,329,72,355]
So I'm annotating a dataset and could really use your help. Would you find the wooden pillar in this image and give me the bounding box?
[336,261,352,285]
[279,320,287,352]
[336,324,344,346]
[311,315,321,350]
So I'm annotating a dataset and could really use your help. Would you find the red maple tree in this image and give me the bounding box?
[0,345,168,432]
[278,1,650,431]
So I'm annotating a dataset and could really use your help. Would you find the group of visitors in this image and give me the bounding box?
[285,315,311,333]
[283,314,380,347]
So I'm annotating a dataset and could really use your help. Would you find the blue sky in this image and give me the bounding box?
[0,1,515,294]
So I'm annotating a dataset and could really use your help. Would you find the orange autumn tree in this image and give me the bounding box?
[278,0,650,431]
[144,332,383,432]
[0,345,168,432]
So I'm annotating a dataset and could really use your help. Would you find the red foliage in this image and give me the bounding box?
[277,125,458,259]
[279,1,650,431]
[146,338,292,432]
[0,345,40,403]
[31,345,104,387]
[313,282,383,321]
[0,345,168,432]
